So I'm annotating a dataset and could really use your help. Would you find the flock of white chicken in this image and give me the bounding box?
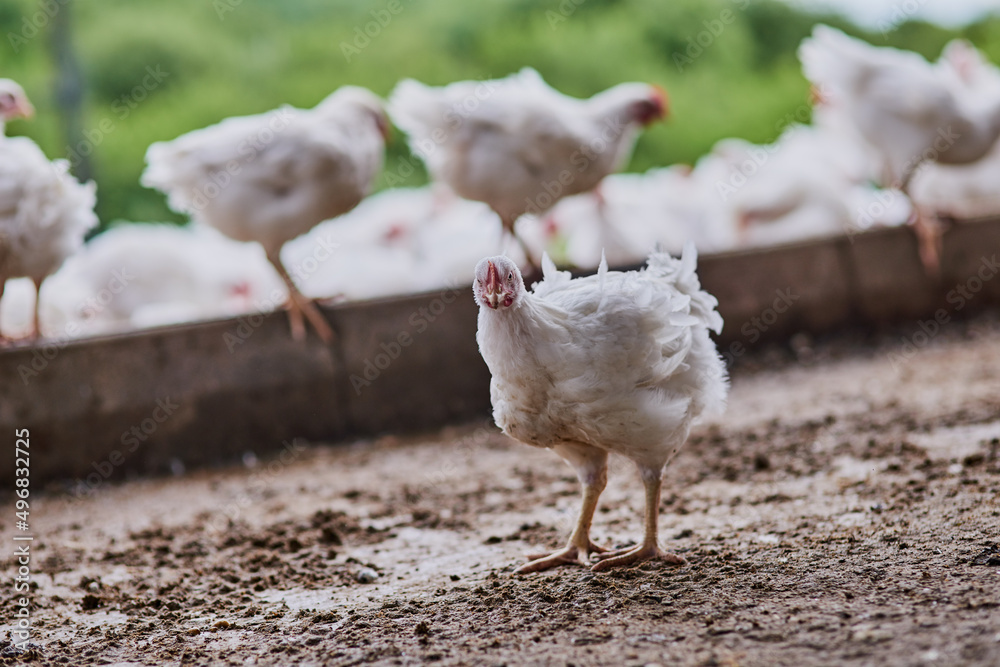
[3,26,1000,341]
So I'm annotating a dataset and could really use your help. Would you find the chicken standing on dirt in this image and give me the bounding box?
[0,79,97,342]
[390,68,667,273]
[473,245,728,573]
[142,86,389,342]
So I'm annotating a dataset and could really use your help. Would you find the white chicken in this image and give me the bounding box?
[474,245,728,573]
[142,86,389,342]
[0,79,97,341]
[799,26,1000,274]
[910,40,1000,220]
[40,224,284,336]
[389,68,667,271]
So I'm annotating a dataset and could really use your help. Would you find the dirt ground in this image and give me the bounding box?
[3,316,1000,666]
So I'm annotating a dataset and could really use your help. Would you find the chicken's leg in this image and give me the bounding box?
[895,163,944,279]
[497,211,540,278]
[910,206,945,278]
[266,253,334,344]
[30,277,42,341]
[591,465,685,572]
[0,277,8,346]
[515,443,608,574]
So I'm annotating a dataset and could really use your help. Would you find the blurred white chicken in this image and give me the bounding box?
[0,79,97,341]
[910,40,1000,220]
[389,68,668,272]
[474,245,728,573]
[142,86,389,342]
[799,26,1000,274]
[39,224,283,336]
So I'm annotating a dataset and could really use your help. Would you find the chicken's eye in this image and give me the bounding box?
[507,272,513,282]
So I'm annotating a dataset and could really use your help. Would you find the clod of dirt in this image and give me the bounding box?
[320,527,342,545]
[0,641,43,659]
[414,621,431,636]
[80,594,103,611]
[971,546,1000,566]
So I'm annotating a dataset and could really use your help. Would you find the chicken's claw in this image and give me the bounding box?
[514,541,607,575]
[590,543,685,572]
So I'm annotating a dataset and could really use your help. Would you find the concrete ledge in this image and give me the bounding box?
[3,218,1000,485]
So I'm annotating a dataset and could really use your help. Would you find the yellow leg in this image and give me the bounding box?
[0,276,8,345]
[515,444,608,574]
[498,211,539,277]
[591,466,685,572]
[30,278,42,341]
[266,253,334,344]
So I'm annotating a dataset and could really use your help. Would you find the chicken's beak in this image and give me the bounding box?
[483,261,501,309]
[809,85,829,107]
[18,98,34,119]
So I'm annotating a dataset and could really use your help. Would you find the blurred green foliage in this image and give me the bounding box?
[1,0,998,228]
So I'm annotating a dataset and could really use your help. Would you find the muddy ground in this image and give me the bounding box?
[3,316,1000,666]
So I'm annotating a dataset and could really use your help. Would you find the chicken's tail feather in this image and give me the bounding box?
[646,242,723,335]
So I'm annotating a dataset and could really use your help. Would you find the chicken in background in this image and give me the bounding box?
[24,224,284,337]
[389,68,667,273]
[474,245,728,573]
[142,86,389,342]
[0,79,97,342]
[799,25,1000,274]
[909,40,1000,220]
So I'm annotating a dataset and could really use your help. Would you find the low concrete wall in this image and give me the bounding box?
[3,218,1000,485]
